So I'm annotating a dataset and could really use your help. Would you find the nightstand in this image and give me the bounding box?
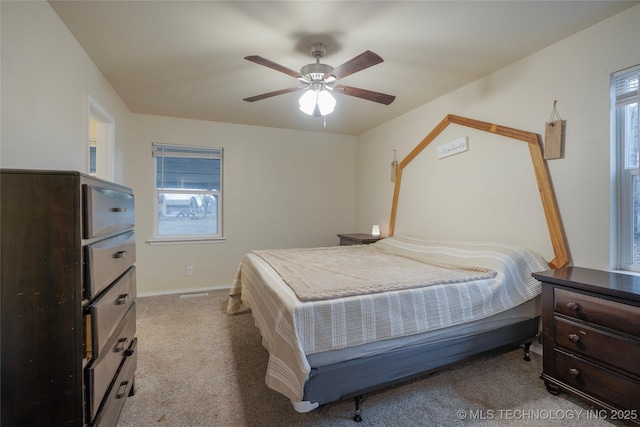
[532,267,640,422]
[337,233,384,246]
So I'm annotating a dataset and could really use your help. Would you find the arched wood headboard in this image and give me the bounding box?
[388,114,569,269]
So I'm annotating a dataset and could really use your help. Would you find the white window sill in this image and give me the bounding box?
[610,268,640,277]
[146,237,226,246]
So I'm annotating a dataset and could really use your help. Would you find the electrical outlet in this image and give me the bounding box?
[186,266,193,276]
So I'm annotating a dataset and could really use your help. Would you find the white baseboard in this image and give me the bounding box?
[137,284,231,298]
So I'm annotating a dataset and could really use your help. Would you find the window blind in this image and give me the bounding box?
[152,143,222,159]
[615,66,639,107]
[153,143,222,191]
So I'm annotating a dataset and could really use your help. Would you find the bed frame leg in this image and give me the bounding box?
[353,395,363,422]
[522,342,531,362]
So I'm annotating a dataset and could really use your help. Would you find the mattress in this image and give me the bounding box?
[227,236,549,403]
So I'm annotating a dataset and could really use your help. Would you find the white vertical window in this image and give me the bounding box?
[614,65,639,270]
[153,143,223,241]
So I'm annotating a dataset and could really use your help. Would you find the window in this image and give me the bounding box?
[153,143,223,242]
[613,65,639,270]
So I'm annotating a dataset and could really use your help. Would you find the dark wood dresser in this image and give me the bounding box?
[533,267,640,422]
[337,233,385,245]
[1,170,137,426]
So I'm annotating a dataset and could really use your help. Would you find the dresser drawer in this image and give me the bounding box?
[554,349,640,411]
[87,267,136,357]
[85,231,136,298]
[86,304,136,421]
[84,184,134,239]
[92,337,137,427]
[555,317,640,377]
[555,289,640,337]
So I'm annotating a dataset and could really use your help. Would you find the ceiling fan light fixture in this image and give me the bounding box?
[317,89,336,116]
[299,89,318,115]
[299,89,336,117]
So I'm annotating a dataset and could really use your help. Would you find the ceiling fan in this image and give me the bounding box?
[243,44,395,117]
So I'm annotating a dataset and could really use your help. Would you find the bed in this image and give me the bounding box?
[227,236,549,418]
[227,115,569,421]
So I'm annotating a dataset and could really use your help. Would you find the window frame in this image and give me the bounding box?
[149,142,224,245]
[613,65,640,271]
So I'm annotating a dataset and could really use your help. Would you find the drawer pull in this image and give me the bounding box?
[113,251,127,259]
[111,207,127,213]
[569,368,580,377]
[115,380,129,399]
[114,337,127,353]
[568,333,581,343]
[566,302,580,311]
[116,294,129,305]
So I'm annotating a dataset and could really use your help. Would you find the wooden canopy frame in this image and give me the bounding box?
[389,114,569,269]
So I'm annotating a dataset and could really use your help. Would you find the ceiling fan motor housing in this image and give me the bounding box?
[300,63,333,81]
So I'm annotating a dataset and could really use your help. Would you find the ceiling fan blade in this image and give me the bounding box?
[245,55,302,78]
[335,85,396,105]
[243,87,302,102]
[325,51,384,80]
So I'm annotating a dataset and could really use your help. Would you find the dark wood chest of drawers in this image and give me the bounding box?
[1,170,137,426]
[533,267,640,422]
[337,233,385,245]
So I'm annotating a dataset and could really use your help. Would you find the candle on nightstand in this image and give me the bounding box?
[371,225,380,237]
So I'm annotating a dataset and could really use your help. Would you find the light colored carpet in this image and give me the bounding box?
[118,290,623,426]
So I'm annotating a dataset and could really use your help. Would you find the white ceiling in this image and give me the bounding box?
[49,1,638,136]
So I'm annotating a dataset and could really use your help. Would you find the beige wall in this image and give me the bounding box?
[4,1,640,292]
[355,4,640,270]
[129,114,356,295]
[0,1,357,295]
[1,1,131,184]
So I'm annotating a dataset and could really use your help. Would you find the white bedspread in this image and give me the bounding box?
[253,244,497,301]
[227,236,548,403]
